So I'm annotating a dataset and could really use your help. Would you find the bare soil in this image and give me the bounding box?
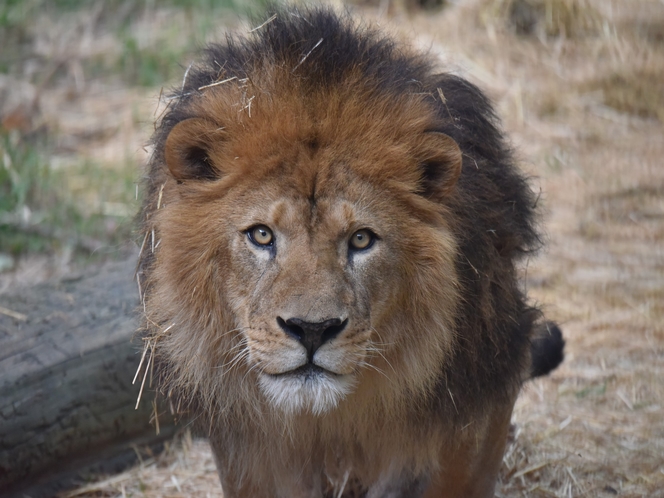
[4,0,662,496]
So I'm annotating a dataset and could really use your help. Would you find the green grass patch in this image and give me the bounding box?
[574,381,607,399]
[0,0,265,32]
[118,36,185,87]
[0,130,138,259]
[1,0,268,83]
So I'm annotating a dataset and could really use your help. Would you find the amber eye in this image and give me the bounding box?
[248,225,274,247]
[349,229,375,251]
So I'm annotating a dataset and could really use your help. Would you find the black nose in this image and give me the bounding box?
[277,317,348,359]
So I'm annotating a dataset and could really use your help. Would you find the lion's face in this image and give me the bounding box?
[152,82,462,415]
[223,167,409,414]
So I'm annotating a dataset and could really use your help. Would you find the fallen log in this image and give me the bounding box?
[0,258,177,498]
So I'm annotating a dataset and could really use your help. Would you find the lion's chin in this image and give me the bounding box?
[258,364,356,415]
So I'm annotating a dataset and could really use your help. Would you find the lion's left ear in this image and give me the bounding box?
[419,132,462,200]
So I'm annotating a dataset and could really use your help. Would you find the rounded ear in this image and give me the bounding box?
[164,118,223,181]
[419,132,462,199]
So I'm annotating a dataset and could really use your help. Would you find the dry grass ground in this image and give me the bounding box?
[4,0,662,496]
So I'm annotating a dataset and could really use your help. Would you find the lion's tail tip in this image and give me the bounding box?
[530,321,565,378]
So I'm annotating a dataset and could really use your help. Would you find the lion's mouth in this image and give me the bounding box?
[267,363,339,380]
[258,361,357,414]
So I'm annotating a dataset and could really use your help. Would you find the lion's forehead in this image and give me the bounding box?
[271,196,356,224]
[230,157,386,222]
[192,75,430,188]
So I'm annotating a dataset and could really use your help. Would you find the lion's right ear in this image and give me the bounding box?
[164,118,223,181]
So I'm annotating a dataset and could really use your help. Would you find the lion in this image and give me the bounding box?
[136,6,564,497]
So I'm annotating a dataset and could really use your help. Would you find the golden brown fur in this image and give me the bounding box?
[137,7,563,497]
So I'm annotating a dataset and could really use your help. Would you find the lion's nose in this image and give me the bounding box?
[277,317,348,359]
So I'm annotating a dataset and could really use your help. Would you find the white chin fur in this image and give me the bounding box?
[258,370,356,415]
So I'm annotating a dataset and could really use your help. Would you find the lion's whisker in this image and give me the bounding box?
[242,360,263,384]
[222,348,251,373]
[366,344,397,375]
[369,327,395,348]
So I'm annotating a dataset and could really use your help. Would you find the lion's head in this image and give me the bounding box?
[138,9,559,496]
[143,69,463,415]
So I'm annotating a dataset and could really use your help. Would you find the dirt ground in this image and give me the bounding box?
[4,0,663,496]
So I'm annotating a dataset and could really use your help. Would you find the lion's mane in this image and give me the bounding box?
[137,6,544,496]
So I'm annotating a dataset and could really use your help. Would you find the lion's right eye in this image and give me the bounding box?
[247,225,274,247]
[349,229,375,251]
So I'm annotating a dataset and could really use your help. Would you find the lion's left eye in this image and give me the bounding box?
[247,225,274,247]
[349,229,375,251]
